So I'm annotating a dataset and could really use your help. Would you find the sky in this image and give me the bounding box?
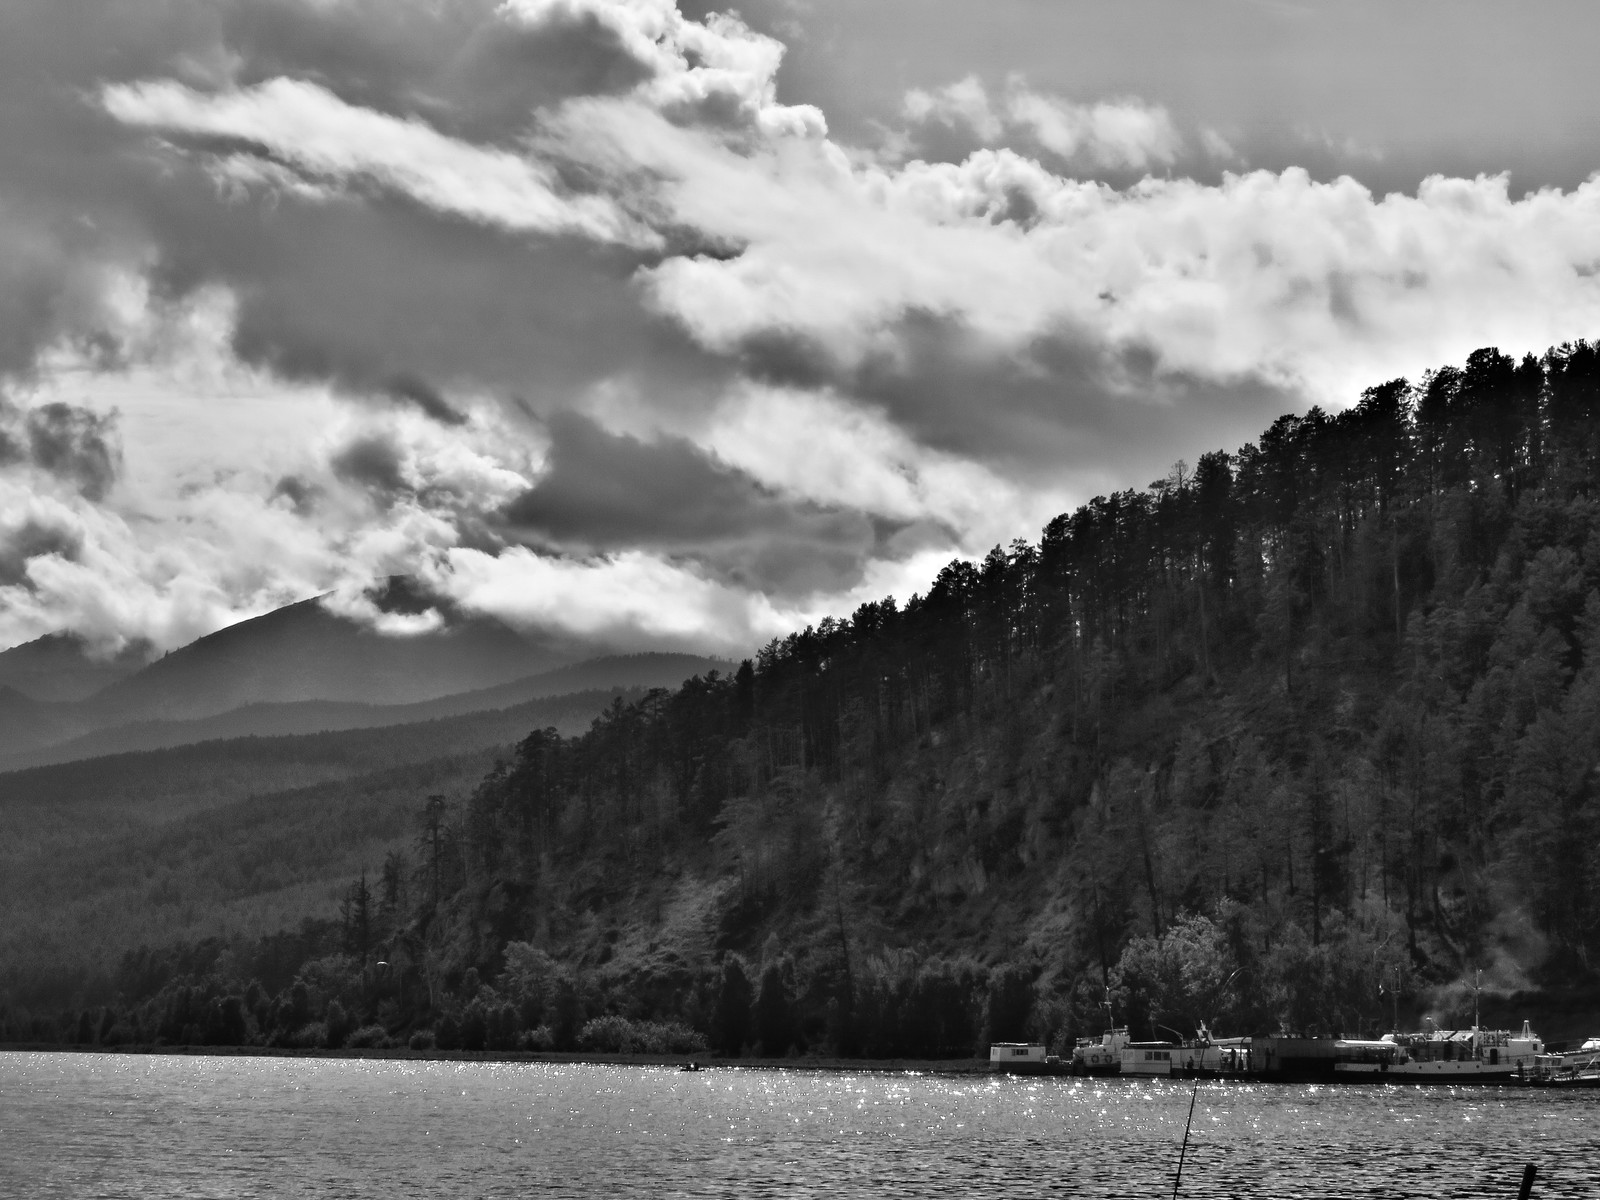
[3,0,1600,659]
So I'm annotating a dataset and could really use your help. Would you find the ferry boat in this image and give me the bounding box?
[1332,1022,1543,1081]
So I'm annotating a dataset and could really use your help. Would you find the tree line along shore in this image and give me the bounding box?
[7,339,1600,1057]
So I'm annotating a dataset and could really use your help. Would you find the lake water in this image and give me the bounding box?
[2,1052,1595,1198]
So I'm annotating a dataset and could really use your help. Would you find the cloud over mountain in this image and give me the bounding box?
[4,0,1600,657]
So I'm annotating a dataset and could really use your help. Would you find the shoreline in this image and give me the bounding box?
[0,1043,993,1073]
[6,1046,1592,1087]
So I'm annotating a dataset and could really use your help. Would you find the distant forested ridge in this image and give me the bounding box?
[12,341,1600,1058]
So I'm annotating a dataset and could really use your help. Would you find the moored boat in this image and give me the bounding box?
[1527,1036,1600,1087]
[989,1042,1071,1074]
[1378,1021,1543,1081]
[1070,1025,1130,1075]
[1117,1025,1252,1078]
[1254,1034,1413,1080]
[1121,1041,1179,1076]
[1326,1022,1543,1082]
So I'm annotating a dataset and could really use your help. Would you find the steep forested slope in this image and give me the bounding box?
[0,689,644,1008]
[13,341,1600,1058]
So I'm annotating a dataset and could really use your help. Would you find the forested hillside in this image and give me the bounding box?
[0,688,645,1010]
[11,341,1600,1059]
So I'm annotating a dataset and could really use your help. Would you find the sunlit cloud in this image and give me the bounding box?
[102,77,659,248]
[6,0,1600,658]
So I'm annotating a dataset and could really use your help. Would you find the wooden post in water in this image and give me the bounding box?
[1518,1163,1538,1199]
[1171,1079,1199,1199]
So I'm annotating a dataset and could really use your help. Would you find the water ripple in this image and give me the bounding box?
[2,1053,1595,1198]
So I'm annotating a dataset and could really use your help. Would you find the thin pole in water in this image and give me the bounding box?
[1518,1163,1538,1199]
[1171,1078,1199,1200]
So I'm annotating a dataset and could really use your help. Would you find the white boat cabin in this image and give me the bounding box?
[1121,1042,1178,1075]
[989,1042,1048,1070]
[1121,1035,1250,1077]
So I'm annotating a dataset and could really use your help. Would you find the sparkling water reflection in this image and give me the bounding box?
[2,1052,1596,1198]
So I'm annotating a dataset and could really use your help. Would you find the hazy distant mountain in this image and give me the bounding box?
[84,593,573,723]
[0,633,149,702]
[401,652,737,713]
[0,578,741,765]
[0,687,645,813]
[0,687,653,997]
[0,685,78,752]
[0,652,732,770]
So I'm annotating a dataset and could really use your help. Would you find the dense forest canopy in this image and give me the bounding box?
[10,339,1600,1058]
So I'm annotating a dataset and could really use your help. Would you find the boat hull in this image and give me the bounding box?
[1334,1062,1526,1083]
[1524,1071,1600,1088]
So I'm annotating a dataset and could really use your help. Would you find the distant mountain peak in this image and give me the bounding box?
[84,591,577,720]
[0,631,152,703]
[364,574,452,619]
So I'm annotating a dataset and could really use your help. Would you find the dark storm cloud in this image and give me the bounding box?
[737,311,1299,491]
[501,412,904,595]
[24,404,123,501]
[0,0,721,421]
[13,0,1600,664]
[0,206,138,383]
[436,6,657,140]
[0,394,123,500]
[222,0,653,143]
[385,375,467,426]
[0,519,85,587]
[1,0,1241,536]
[207,197,720,413]
[329,432,408,500]
[269,473,318,515]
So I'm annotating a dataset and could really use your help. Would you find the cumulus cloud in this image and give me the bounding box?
[502,0,824,137]
[437,543,792,654]
[102,76,659,248]
[1200,128,1243,164]
[8,0,1600,661]
[594,113,1600,426]
[1006,89,1181,171]
[903,75,1181,171]
[0,475,296,655]
[698,383,1058,549]
[903,76,1003,144]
